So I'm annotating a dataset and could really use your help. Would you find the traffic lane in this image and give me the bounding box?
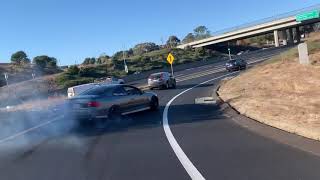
[0,49,287,179]
[0,55,264,171]
[128,47,288,86]
[0,81,194,180]
[168,74,320,179]
[0,60,231,156]
[0,69,231,180]
[0,55,229,170]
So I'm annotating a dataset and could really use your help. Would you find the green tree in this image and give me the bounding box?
[195,47,205,57]
[132,42,159,56]
[194,26,211,40]
[82,57,96,65]
[67,65,80,75]
[79,66,98,77]
[166,36,181,48]
[33,55,57,69]
[11,51,30,65]
[182,33,196,43]
[47,57,57,68]
[112,51,125,61]
[96,55,110,64]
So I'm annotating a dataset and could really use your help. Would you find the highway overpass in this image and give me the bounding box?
[178,4,320,49]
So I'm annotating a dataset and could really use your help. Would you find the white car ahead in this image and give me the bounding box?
[68,77,125,98]
[67,83,100,98]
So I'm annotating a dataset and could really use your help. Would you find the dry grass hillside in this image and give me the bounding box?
[219,32,320,141]
[0,74,63,108]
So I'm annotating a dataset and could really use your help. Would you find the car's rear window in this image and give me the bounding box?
[150,74,163,79]
[80,86,114,96]
[228,60,237,64]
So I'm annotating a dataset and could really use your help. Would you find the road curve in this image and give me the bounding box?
[0,48,320,180]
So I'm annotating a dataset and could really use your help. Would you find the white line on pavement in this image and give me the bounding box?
[0,117,62,145]
[163,72,238,180]
[175,57,268,83]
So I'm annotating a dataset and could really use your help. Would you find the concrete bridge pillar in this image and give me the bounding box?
[281,30,288,46]
[274,30,280,47]
[288,28,294,44]
[295,27,301,43]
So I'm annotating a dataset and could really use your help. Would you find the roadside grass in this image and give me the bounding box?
[259,35,320,66]
[218,32,320,141]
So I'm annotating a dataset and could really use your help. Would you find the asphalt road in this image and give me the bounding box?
[1,47,320,180]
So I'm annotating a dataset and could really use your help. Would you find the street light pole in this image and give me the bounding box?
[123,45,128,74]
[228,48,232,60]
[4,73,8,86]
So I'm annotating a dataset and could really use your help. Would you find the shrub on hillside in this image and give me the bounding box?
[67,65,80,75]
[79,66,105,78]
[62,78,94,88]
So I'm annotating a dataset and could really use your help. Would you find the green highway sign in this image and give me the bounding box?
[296,10,320,22]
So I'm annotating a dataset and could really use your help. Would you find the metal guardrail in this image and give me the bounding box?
[210,4,320,36]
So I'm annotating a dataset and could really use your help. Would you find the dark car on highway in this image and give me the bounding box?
[68,84,159,125]
[225,59,247,72]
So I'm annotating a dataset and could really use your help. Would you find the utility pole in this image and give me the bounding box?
[123,44,128,74]
[4,73,8,86]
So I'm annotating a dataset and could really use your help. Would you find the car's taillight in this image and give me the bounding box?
[87,101,101,107]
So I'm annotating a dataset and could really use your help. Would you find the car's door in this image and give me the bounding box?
[235,59,242,68]
[123,85,149,110]
[112,86,131,112]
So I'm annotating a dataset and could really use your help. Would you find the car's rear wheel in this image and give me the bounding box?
[166,81,170,89]
[108,106,122,120]
[150,97,159,111]
[171,81,176,89]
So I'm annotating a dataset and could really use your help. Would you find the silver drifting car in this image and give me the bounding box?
[148,72,176,90]
[68,84,159,125]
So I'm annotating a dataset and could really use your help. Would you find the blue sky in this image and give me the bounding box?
[0,0,319,65]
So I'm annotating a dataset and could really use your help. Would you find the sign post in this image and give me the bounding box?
[4,73,8,86]
[228,48,232,60]
[167,53,175,76]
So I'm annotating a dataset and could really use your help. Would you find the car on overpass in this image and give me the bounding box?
[225,59,247,72]
[68,84,159,125]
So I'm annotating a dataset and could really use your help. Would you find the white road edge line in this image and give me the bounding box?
[0,117,62,145]
[163,71,238,180]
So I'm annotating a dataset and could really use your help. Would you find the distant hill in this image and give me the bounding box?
[0,63,62,87]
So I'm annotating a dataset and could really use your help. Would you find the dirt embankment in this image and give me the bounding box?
[219,47,320,141]
[0,74,65,109]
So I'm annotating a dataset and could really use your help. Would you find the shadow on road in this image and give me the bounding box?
[74,103,225,137]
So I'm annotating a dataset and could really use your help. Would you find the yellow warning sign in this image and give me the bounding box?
[167,53,175,65]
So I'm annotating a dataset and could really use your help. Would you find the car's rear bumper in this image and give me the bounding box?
[226,66,238,71]
[148,81,166,88]
[70,109,108,122]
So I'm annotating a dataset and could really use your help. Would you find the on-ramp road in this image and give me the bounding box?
[0,48,320,180]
